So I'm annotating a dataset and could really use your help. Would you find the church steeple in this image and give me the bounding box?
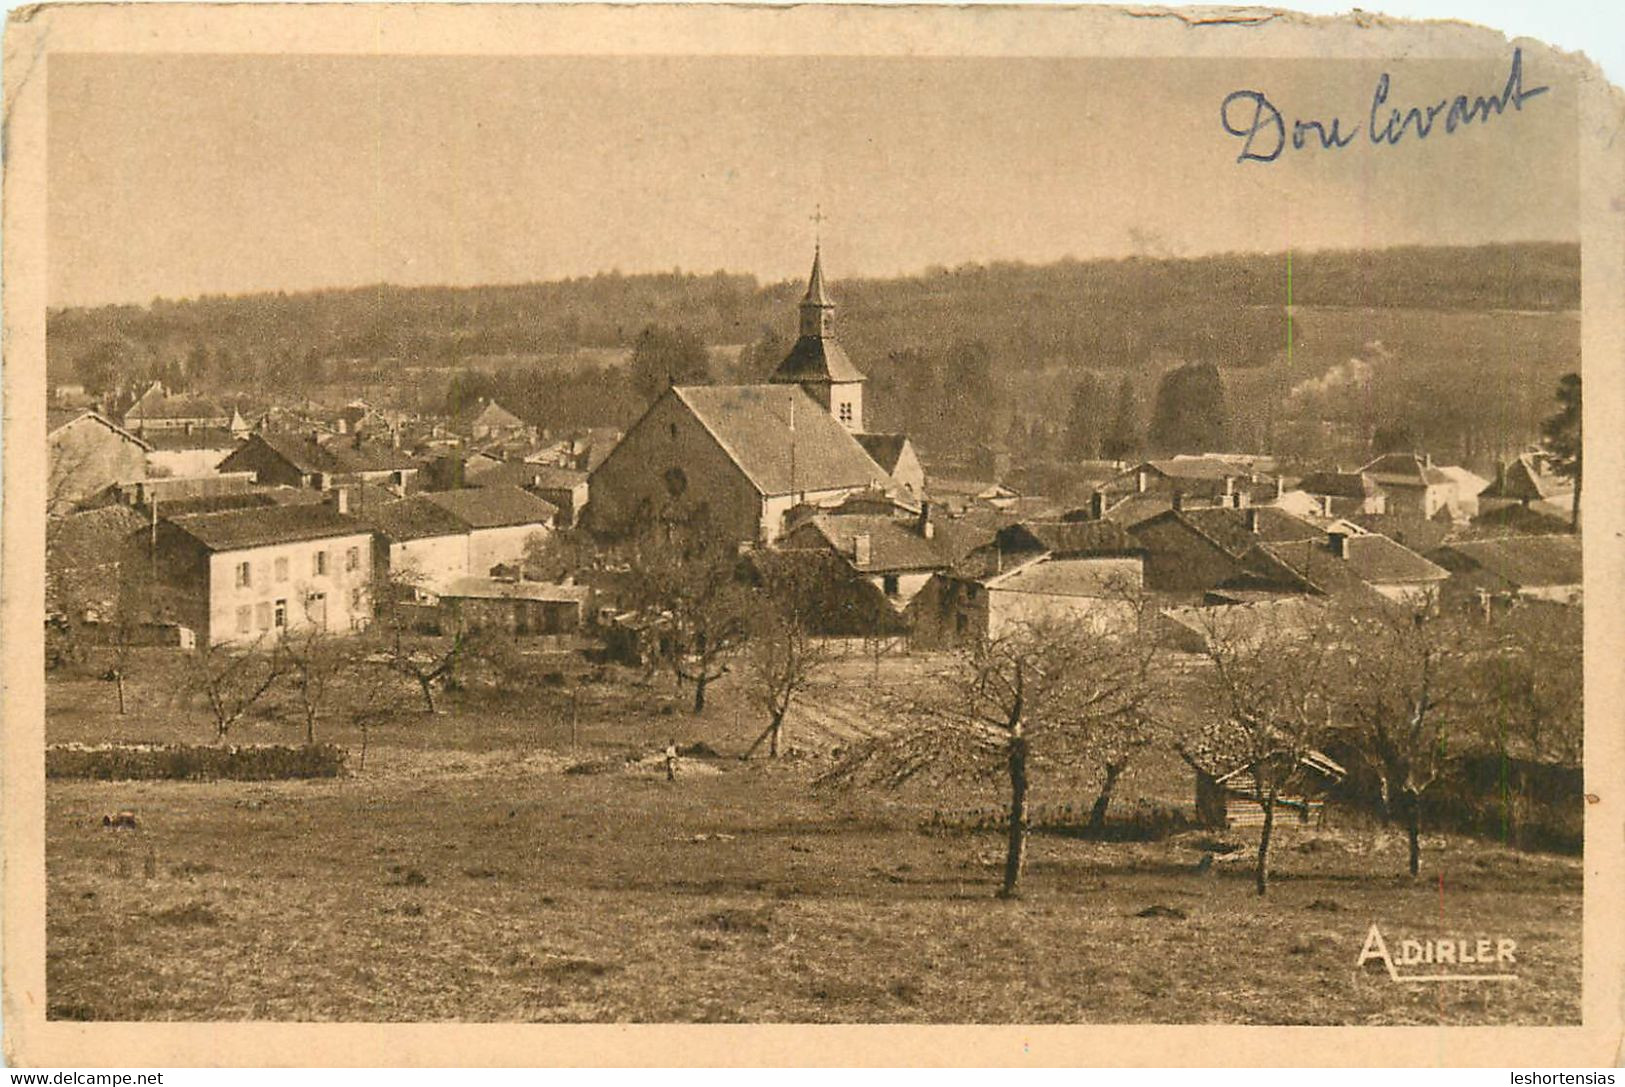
[799,247,835,338]
[770,245,866,433]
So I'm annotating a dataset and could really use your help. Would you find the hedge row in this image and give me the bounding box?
[47,743,346,781]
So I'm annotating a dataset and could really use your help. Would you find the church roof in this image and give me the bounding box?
[770,336,866,384]
[855,433,910,474]
[671,385,893,497]
[803,248,832,307]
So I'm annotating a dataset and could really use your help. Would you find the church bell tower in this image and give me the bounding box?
[770,247,866,432]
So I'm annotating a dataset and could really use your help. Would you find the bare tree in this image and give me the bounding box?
[281,595,357,743]
[621,503,753,714]
[1335,597,1478,876]
[366,566,470,715]
[823,616,1158,899]
[1180,604,1342,895]
[1476,602,1583,768]
[741,565,835,759]
[186,637,289,743]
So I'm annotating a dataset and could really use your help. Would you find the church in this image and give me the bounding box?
[587,249,924,545]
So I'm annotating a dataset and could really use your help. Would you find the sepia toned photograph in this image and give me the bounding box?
[4,2,1623,1066]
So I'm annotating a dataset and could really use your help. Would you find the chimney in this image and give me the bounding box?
[853,534,872,567]
[1328,531,1349,559]
[916,501,935,540]
[1136,469,1149,494]
[1223,475,1235,497]
[1171,492,1185,512]
[1233,490,1250,509]
[333,487,350,515]
[1245,507,1260,533]
[338,417,349,435]
[1275,476,1285,500]
[1090,491,1107,520]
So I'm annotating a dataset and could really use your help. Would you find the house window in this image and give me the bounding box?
[275,557,289,582]
[882,575,900,596]
[273,599,287,629]
[307,592,327,629]
[235,561,251,589]
[838,402,853,424]
[235,606,252,634]
[350,586,363,611]
[346,546,360,572]
[255,602,271,630]
[313,550,328,577]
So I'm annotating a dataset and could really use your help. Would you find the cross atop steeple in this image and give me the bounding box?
[809,204,827,250]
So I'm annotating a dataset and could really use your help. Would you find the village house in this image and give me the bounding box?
[1429,535,1583,606]
[364,484,558,595]
[139,425,242,478]
[1182,744,1347,830]
[466,461,590,526]
[1477,451,1577,529]
[1127,505,1325,599]
[457,399,532,444]
[1296,470,1386,517]
[438,576,592,637]
[219,431,419,495]
[142,500,375,647]
[48,409,152,514]
[1358,453,1459,519]
[588,250,913,544]
[778,500,949,610]
[909,520,1144,645]
[121,382,231,433]
[1246,530,1449,606]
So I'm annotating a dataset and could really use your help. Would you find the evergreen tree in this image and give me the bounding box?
[1540,372,1581,531]
[1101,376,1142,462]
[1062,373,1105,461]
[1148,361,1228,455]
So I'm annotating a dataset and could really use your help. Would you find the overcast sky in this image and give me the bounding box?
[48,51,1577,308]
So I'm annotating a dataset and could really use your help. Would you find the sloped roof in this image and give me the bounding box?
[1360,452,1454,487]
[241,432,416,475]
[986,555,1137,598]
[1472,502,1571,534]
[420,485,558,530]
[795,513,951,573]
[362,496,471,542]
[1434,465,1490,498]
[1098,493,1174,528]
[1481,452,1572,502]
[769,336,866,384]
[997,519,1142,558]
[1433,535,1581,588]
[670,385,892,497]
[1175,507,1324,557]
[855,433,910,475]
[124,385,227,422]
[166,504,368,552]
[46,410,153,451]
[1251,535,1444,595]
[1339,534,1450,584]
[467,461,588,492]
[139,427,240,452]
[1145,458,1251,481]
[1298,470,1376,499]
[460,400,527,431]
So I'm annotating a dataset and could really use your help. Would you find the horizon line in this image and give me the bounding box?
[49,236,1581,313]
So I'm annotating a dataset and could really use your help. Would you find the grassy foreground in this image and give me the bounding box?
[45,650,1581,1024]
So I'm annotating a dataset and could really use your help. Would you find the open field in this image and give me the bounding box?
[45,648,1581,1024]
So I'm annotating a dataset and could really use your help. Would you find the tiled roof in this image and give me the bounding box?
[670,385,893,497]
[460,400,527,431]
[1176,507,1324,557]
[46,410,153,451]
[998,519,1142,557]
[125,387,227,422]
[362,497,470,542]
[1298,470,1376,499]
[139,427,240,452]
[986,555,1138,598]
[1251,534,1445,595]
[1481,453,1572,502]
[466,461,588,491]
[420,485,558,530]
[166,504,368,552]
[1360,453,1454,488]
[245,432,417,475]
[1433,535,1581,588]
[1098,493,1174,528]
[796,513,951,573]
